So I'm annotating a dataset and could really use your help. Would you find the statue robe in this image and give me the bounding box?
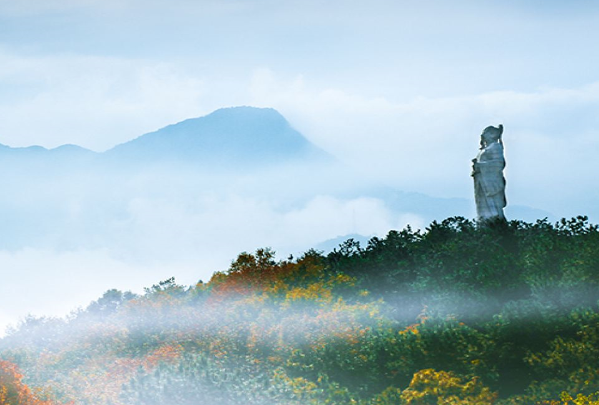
[472,141,506,221]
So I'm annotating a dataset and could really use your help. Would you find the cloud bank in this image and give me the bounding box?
[249,70,599,218]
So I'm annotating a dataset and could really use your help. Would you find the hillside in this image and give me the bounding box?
[1,216,598,405]
[105,106,331,166]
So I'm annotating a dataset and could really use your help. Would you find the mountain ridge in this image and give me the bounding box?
[105,106,331,165]
[0,107,330,167]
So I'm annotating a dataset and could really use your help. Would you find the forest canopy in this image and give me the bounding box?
[1,216,599,405]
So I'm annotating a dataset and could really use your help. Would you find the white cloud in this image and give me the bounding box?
[0,248,188,336]
[0,51,218,151]
[0,191,409,334]
[2,58,599,336]
[249,69,599,218]
[116,194,398,259]
[1,51,597,215]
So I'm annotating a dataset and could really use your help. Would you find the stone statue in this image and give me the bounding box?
[471,125,507,222]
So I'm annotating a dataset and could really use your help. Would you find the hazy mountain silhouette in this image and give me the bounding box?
[1,107,330,170]
[0,143,95,156]
[0,142,97,174]
[106,106,331,166]
[0,106,554,256]
[315,234,373,254]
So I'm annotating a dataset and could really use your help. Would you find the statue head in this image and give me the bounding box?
[481,125,503,147]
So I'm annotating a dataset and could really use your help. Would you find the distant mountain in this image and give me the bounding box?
[365,188,555,223]
[315,234,373,254]
[0,106,331,173]
[106,106,331,166]
[0,143,95,156]
[0,143,97,173]
[0,106,554,233]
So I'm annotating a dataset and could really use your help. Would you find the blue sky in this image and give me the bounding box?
[2,1,599,151]
[1,0,599,332]
[1,2,598,124]
[2,1,599,199]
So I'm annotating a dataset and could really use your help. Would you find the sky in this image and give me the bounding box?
[2,0,599,333]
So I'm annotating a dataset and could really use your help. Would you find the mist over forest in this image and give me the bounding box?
[3,1,599,404]
[2,107,598,405]
[2,215,599,404]
[0,106,553,333]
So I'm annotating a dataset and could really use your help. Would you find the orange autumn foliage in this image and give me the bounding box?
[208,249,280,300]
[0,360,61,405]
[143,344,184,370]
[207,249,335,304]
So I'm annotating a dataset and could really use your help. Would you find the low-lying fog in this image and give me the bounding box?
[0,104,594,335]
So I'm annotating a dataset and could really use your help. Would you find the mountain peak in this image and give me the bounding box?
[107,106,329,166]
[1,107,331,168]
[207,106,283,119]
